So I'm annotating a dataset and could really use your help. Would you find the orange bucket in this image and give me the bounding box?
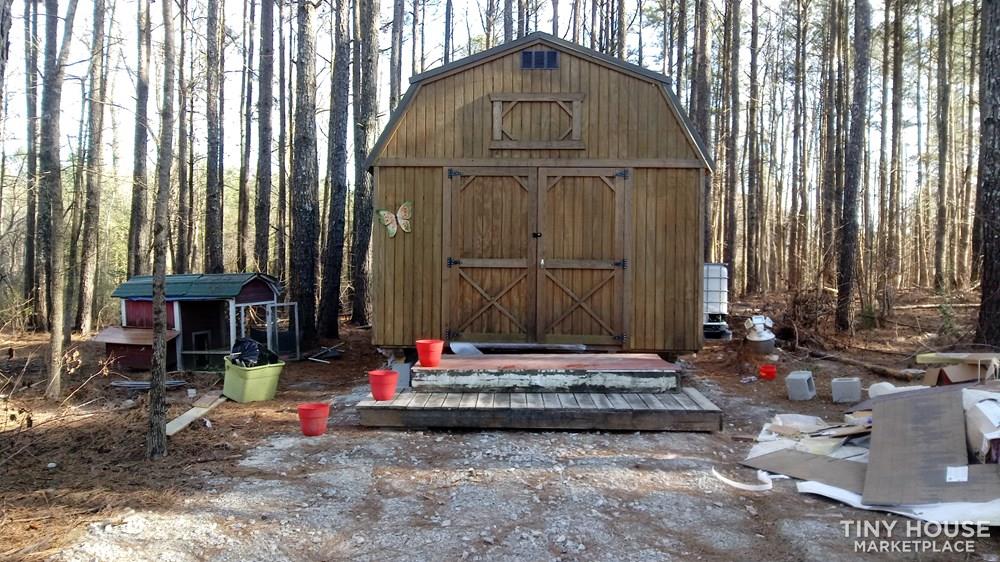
[415,339,445,367]
[759,364,777,380]
[368,369,400,401]
[297,403,330,436]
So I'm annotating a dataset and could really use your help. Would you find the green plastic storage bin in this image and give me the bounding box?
[223,358,284,403]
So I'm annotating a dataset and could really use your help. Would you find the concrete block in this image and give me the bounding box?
[390,360,413,388]
[785,370,816,401]
[831,376,862,403]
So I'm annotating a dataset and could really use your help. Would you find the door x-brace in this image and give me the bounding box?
[455,270,529,334]
[543,270,616,336]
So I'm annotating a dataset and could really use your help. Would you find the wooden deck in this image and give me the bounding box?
[357,387,722,432]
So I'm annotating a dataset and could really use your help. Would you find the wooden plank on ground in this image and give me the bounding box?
[542,393,561,409]
[510,392,527,408]
[389,392,416,408]
[441,393,463,408]
[166,394,227,436]
[638,393,665,410]
[476,393,495,409]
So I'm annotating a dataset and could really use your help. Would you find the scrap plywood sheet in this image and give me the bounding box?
[863,391,1000,505]
[742,449,867,494]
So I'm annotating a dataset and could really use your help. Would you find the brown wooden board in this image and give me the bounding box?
[358,389,722,432]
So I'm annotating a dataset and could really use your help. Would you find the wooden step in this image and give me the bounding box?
[410,353,681,393]
[357,388,721,432]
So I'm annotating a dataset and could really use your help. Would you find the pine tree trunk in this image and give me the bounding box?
[692,0,711,259]
[237,0,256,272]
[40,0,79,400]
[148,0,175,460]
[254,0,273,273]
[976,0,1000,345]
[552,0,559,35]
[885,0,903,312]
[205,0,224,273]
[745,0,759,293]
[505,0,513,41]
[934,0,951,291]
[291,0,319,345]
[960,1,978,286]
[445,0,453,61]
[319,0,350,339]
[788,0,805,287]
[23,0,43,329]
[128,0,150,277]
[276,0,288,279]
[0,0,12,108]
[390,0,403,108]
[819,0,839,288]
[836,0,871,331]
[723,0,740,294]
[75,0,106,334]
[175,0,190,274]
[350,0,379,325]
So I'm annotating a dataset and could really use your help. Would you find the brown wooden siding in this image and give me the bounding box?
[372,167,444,346]
[381,48,698,162]
[628,168,703,352]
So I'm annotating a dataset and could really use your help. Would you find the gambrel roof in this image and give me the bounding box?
[366,31,714,170]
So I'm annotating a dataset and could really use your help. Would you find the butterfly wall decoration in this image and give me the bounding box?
[376,201,413,238]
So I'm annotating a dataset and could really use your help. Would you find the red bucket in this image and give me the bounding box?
[759,364,777,381]
[415,339,445,367]
[368,370,400,401]
[297,403,330,436]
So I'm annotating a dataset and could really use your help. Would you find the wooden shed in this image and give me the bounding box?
[366,32,713,354]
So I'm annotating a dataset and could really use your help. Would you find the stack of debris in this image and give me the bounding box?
[741,376,1000,524]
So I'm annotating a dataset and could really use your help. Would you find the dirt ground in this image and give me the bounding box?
[2,291,1000,561]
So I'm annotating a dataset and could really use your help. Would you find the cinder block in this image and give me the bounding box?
[831,377,862,403]
[786,371,816,401]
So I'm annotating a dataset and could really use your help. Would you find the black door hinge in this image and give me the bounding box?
[615,169,630,179]
[532,232,542,238]
[448,168,463,178]
[447,257,462,268]
[614,333,628,343]
[445,328,460,340]
[613,259,628,270]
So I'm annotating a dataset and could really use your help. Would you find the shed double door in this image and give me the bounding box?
[444,166,629,346]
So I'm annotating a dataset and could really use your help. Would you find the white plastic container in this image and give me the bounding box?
[703,263,731,338]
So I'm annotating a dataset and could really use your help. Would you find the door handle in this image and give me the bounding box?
[540,258,545,267]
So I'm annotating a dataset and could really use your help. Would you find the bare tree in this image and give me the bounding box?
[0,0,12,97]
[977,0,1000,345]
[255,0,274,272]
[176,0,190,274]
[505,0,513,41]
[205,0,225,273]
[148,0,176,459]
[836,0,871,330]
[691,0,711,259]
[723,0,740,294]
[40,0,80,399]
[291,0,319,344]
[75,0,107,334]
[934,0,951,290]
[390,0,403,108]
[237,0,257,271]
[22,0,44,328]
[445,0,453,62]
[745,0,760,293]
[320,0,350,338]
[350,0,379,325]
[127,0,150,277]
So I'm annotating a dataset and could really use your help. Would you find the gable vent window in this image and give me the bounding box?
[521,50,559,69]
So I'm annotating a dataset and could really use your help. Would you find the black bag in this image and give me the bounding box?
[230,338,279,367]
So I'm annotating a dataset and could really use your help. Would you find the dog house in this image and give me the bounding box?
[365,32,713,354]
[95,273,299,370]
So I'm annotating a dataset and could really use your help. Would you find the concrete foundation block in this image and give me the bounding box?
[831,376,862,403]
[785,371,816,401]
